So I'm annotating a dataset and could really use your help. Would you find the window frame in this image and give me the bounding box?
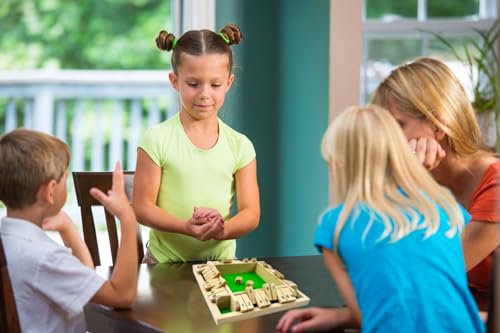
[172,0,216,34]
[361,0,498,103]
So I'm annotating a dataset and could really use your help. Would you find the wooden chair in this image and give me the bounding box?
[487,246,499,333]
[73,171,144,267]
[0,236,22,333]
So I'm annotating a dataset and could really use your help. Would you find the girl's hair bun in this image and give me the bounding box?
[156,30,176,51]
[220,23,243,45]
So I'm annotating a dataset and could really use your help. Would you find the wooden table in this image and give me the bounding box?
[85,255,347,333]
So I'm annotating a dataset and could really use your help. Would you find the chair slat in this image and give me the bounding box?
[104,210,119,264]
[136,224,145,265]
[81,206,100,267]
[0,237,22,333]
[73,171,143,266]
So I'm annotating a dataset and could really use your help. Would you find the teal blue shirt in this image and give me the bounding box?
[315,203,485,333]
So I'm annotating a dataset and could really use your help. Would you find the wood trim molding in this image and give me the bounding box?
[329,0,362,122]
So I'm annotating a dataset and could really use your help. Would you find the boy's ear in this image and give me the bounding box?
[169,72,179,91]
[38,180,57,205]
[226,73,235,92]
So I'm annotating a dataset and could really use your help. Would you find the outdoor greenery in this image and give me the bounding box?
[0,0,484,70]
[0,0,174,172]
[0,0,171,70]
[430,20,499,114]
[365,0,479,19]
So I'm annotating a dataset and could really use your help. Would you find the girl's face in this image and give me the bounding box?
[388,106,436,141]
[169,53,234,121]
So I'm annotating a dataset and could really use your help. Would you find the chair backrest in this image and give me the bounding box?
[72,171,144,266]
[487,246,499,333]
[0,237,22,333]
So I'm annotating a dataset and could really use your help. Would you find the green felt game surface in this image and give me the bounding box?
[222,272,266,293]
[219,307,231,314]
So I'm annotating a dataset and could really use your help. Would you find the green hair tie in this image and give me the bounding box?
[172,37,178,50]
[219,32,230,44]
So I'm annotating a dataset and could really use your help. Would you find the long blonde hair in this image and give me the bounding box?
[321,105,464,246]
[371,57,489,156]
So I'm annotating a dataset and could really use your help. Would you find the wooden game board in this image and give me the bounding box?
[192,258,310,325]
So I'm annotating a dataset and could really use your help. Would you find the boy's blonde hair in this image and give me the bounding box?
[0,128,70,209]
[321,105,464,246]
[371,57,489,156]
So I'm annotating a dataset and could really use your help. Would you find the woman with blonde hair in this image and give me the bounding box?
[277,105,484,333]
[371,57,499,309]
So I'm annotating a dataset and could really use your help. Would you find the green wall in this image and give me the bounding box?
[216,0,329,257]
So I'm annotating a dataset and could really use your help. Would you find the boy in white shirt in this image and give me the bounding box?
[0,128,138,333]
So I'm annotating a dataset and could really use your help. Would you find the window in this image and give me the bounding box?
[362,0,498,103]
[0,0,216,265]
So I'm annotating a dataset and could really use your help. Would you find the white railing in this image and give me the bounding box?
[0,70,177,171]
[0,70,176,264]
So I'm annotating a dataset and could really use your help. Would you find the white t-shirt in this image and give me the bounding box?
[1,217,105,333]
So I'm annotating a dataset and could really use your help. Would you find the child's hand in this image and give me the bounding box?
[211,216,225,240]
[277,307,350,332]
[42,211,73,233]
[193,207,222,222]
[201,216,225,241]
[90,162,134,221]
[186,217,217,240]
[43,211,91,265]
[188,207,225,240]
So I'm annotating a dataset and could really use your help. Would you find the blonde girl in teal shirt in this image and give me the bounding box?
[132,24,260,263]
[277,106,484,332]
